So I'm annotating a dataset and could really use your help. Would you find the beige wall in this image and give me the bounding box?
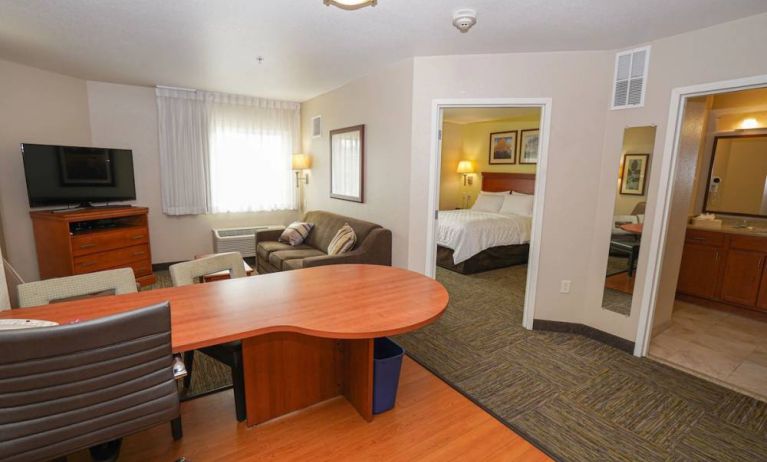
[0,59,92,281]
[86,81,299,265]
[300,59,414,268]
[439,121,465,210]
[409,50,612,327]
[440,118,539,210]
[439,117,541,209]
[613,126,657,216]
[595,12,767,340]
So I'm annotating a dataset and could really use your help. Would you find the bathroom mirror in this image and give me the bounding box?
[602,126,657,315]
[330,124,365,203]
[704,134,767,217]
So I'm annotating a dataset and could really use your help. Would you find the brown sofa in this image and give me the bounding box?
[255,210,392,273]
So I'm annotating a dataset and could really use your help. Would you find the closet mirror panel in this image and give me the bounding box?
[602,126,657,316]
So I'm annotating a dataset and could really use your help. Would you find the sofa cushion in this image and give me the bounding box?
[303,211,380,252]
[269,249,326,270]
[283,259,305,271]
[257,241,311,261]
[327,224,357,256]
[278,221,314,246]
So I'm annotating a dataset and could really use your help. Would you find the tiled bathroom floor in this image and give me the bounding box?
[649,300,767,401]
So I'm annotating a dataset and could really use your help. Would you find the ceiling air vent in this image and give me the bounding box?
[611,46,650,110]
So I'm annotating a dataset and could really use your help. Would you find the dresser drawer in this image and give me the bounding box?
[73,244,151,274]
[729,234,767,253]
[685,229,725,247]
[71,227,149,256]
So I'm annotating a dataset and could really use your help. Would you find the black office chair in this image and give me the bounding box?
[0,303,182,462]
[169,253,248,422]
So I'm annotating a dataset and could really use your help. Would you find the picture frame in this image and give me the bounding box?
[488,131,518,164]
[330,124,365,203]
[620,153,650,196]
[519,129,540,165]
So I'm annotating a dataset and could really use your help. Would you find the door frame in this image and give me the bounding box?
[634,74,767,355]
[425,98,553,330]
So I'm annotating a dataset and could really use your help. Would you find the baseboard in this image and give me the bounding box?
[532,319,635,353]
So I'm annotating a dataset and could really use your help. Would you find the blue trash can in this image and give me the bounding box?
[373,337,405,414]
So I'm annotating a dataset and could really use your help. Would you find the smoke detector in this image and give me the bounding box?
[452,9,477,33]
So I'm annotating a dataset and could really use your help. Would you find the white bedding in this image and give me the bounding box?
[437,210,532,264]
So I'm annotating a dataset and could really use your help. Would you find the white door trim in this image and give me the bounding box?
[425,97,553,330]
[634,74,767,356]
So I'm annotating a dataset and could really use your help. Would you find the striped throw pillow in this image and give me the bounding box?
[327,224,357,256]
[279,222,314,246]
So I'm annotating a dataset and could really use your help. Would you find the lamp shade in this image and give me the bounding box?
[292,154,312,170]
[456,160,474,174]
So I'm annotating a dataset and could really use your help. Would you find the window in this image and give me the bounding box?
[156,88,300,215]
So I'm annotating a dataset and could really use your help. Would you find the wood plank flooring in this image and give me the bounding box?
[70,357,550,461]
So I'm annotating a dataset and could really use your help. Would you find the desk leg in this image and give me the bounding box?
[342,338,374,422]
[241,333,373,426]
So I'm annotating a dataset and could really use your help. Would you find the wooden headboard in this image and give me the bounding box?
[481,172,536,194]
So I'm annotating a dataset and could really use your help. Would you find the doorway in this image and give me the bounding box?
[636,79,767,400]
[424,98,552,329]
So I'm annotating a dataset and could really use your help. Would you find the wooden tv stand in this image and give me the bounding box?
[30,206,155,286]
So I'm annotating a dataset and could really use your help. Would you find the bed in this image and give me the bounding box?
[437,172,535,274]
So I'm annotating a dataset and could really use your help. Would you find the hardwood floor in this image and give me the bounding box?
[70,358,550,461]
[604,271,635,294]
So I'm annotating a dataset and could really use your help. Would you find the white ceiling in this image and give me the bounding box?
[0,0,766,102]
[443,107,540,124]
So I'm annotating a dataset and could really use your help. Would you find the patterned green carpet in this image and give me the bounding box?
[395,266,767,462]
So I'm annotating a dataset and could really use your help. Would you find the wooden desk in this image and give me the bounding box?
[0,264,448,427]
[619,223,643,234]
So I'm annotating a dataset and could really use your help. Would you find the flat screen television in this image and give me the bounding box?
[21,143,136,208]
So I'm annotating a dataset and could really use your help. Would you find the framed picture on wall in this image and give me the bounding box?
[519,129,539,164]
[489,131,517,164]
[620,153,650,195]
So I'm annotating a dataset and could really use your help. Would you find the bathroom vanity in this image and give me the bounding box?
[678,225,767,312]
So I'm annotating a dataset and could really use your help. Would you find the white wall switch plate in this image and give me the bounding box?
[560,280,571,294]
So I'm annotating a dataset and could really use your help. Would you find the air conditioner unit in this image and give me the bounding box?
[212,226,283,257]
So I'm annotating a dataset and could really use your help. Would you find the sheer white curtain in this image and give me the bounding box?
[156,88,300,215]
[156,88,211,215]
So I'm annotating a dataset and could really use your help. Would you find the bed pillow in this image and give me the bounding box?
[472,192,506,213]
[279,222,314,246]
[499,194,534,217]
[327,223,357,255]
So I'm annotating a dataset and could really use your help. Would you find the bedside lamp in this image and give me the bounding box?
[292,153,312,187]
[457,160,474,186]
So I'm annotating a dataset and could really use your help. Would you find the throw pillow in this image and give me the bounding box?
[472,192,506,213]
[499,194,534,217]
[279,222,314,246]
[328,223,357,256]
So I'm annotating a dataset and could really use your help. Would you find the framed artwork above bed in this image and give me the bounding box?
[489,131,518,164]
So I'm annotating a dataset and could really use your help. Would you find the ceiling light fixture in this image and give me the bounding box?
[452,9,477,33]
[324,0,377,10]
[739,117,760,129]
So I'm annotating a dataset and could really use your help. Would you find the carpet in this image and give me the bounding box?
[395,265,767,462]
[142,271,233,398]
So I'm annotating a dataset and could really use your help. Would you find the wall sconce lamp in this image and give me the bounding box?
[292,153,312,187]
[457,160,474,186]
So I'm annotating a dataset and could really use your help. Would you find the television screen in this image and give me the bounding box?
[21,144,136,207]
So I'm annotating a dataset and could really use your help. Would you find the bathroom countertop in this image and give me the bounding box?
[688,222,767,237]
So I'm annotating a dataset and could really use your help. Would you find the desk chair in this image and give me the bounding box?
[0,303,181,462]
[170,252,248,421]
[17,268,138,308]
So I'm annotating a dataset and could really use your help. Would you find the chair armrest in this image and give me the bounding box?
[255,227,285,245]
[303,228,392,268]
